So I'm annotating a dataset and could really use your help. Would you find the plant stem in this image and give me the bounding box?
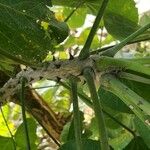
[95,56,150,76]
[83,67,110,150]
[119,72,150,85]
[60,81,136,137]
[20,77,31,150]
[90,37,150,55]
[101,23,150,56]
[101,74,150,129]
[79,0,109,59]
[69,76,82,150]
[0,107,16,150]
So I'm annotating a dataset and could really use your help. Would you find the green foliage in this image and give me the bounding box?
[0,136,14,150]
[0,0,69,63]
[99,88,131,113]
[0,0,150,149]
[0,118,37,150]
[124,136,149,150]
[59,139,100,150]
[134,117,150,148]
[104,0,139,40]
[15,118,37,150]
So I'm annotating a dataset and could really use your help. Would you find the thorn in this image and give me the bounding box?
[55,63,61,69]
[52,56,56,61]
[69,52,74,60]
[56,77,61,83]
[82,80,86,85]
[39,76,43,80]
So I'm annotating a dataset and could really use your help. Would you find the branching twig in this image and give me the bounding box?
[79,0,109,59]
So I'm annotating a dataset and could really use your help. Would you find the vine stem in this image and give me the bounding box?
[69,76,83,150]
[101,74,150,129]
[79,0,109,59]
[101,23,150,56]
[90,36,150,55]
[83,67,110,150]
[60,81,136,137]
[119,72,150,85]
[20,77,31,150]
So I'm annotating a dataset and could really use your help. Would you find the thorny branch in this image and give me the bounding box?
[0,55,100,104]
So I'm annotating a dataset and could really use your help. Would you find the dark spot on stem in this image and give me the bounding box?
[56,77,61,83]
[69,53,74,60]
[29,77,34,82]
[39,76,43,80]
[137,100,143,106]
[52,56,56,61]
[55,63,61,69]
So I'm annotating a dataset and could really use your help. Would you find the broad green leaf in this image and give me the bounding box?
[124,136,149,150]
[0,136,14,150]
[104,0,139,40]
[134,117,150,148]
[15,118,37,150]
[0,0,69,62]
[99,88,131,113]
[59,139,100,150]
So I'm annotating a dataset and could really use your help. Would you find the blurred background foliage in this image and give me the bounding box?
[0,0,149,149]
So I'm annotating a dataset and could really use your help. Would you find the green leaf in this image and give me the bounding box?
[99,88,131,113]
[63,7,87,28]
[134,117,150,148]
[0,0,69,62]
[120,79,150,102]
[109,131,133,149]
[0,136,14,150]
[59,139,101,150]
[15,118,37,150]
[139,11,150,26]
[124,136,149,150]
[104,0,139,40]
